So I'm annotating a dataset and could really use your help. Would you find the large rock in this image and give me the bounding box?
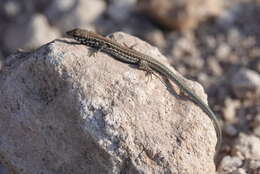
[3,14,60,52]
[45,0,105,32]
[138,0,223,31]
[0,32,217,173]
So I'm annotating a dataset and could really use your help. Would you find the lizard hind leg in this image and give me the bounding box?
[138,60,153,83]
[138,60,166,87]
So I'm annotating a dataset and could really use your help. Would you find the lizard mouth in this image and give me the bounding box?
[66,28,80,37]
[66,30,74,36]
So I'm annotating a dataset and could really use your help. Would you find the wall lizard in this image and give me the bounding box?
[66,28,222,155]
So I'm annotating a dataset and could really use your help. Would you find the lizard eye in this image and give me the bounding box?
[95,42,100,47]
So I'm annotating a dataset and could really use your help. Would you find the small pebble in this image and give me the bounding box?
[233,133,260,160]
[224,123,238,136]
[3,1,20,18]
[230,68,260,99]
[218,155,242,172]
[253,125,260,137]
[223,98,240,123]
[229,168,247,174]
[216,43,231,60]
[208,57,223,76]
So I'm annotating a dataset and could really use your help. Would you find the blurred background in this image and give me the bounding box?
[0,0,260,173]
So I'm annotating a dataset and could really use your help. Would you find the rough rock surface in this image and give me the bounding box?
[0,32,217,173]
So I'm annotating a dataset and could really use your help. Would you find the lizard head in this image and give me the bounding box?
[66,28,85,37]
[66,28,99,41]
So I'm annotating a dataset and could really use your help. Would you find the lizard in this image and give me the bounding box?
[66,28,222,155]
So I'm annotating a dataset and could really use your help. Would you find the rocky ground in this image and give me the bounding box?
[0,0,260,173]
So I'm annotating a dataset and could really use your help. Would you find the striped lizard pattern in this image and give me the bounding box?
[66,28,222,155]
